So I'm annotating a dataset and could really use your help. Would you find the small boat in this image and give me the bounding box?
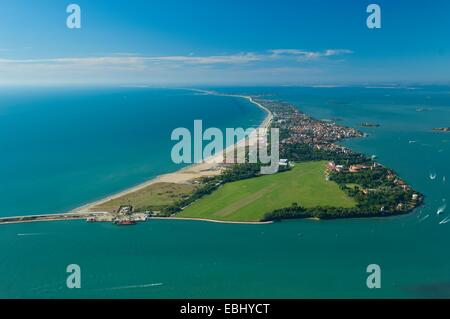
[361,122,380,128]
[114,220,136,226]
[432,127,450,132]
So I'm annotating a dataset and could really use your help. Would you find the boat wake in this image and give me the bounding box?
[106,283,163,290]
[17,233,45,237]
[439,216,450,225]
[429,172,437,180]
[437,203,447,215]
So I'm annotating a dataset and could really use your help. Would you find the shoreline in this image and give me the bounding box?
[150,217,274,225]
[72,90,273,214]
[0,89,273,225]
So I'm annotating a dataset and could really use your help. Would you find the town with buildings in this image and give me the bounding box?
[257,98,364,155]
[254,98,423,217]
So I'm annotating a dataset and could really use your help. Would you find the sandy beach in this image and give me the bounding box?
[73,92,273,214]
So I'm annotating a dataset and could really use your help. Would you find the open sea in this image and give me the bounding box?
[1,86,450,298]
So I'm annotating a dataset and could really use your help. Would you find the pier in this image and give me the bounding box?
[0,207,148,225]
[0,212,94,225]
[0,212,113,225]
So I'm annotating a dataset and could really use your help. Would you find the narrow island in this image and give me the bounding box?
[0,92,423,225]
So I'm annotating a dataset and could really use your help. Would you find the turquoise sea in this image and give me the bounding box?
[1,86,450,298]
[0,88,264,216]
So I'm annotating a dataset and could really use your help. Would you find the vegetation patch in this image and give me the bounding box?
[92,182,196,212]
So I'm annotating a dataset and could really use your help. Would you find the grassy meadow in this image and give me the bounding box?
[179,161,356,222]
[92,182,196,212]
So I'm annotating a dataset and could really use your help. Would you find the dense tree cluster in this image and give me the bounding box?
[262,198,416,222]
[280,141,367,166]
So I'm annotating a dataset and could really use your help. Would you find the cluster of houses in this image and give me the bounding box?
[314,143,354,155]
[326,161,421,204]
[113,205,149,225]
[264,100,363,149]
[288,119,362,146]
[387,172,414,192]
[259,99,364,159]
[87,205,149,225]
[326,161,378,173]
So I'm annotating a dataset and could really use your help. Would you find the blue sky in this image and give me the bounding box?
[0,0,449,86]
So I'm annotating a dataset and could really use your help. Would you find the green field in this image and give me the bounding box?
[92,182,196,212]
[179,161,356,222]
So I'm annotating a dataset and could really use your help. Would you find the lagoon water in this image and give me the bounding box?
[1,86,450,298]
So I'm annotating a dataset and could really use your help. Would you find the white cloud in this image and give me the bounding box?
[0,49,352,67]
[0,49,353,85]
[270,49,353,60]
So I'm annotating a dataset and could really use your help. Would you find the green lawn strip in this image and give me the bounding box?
[179,161,356,222]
